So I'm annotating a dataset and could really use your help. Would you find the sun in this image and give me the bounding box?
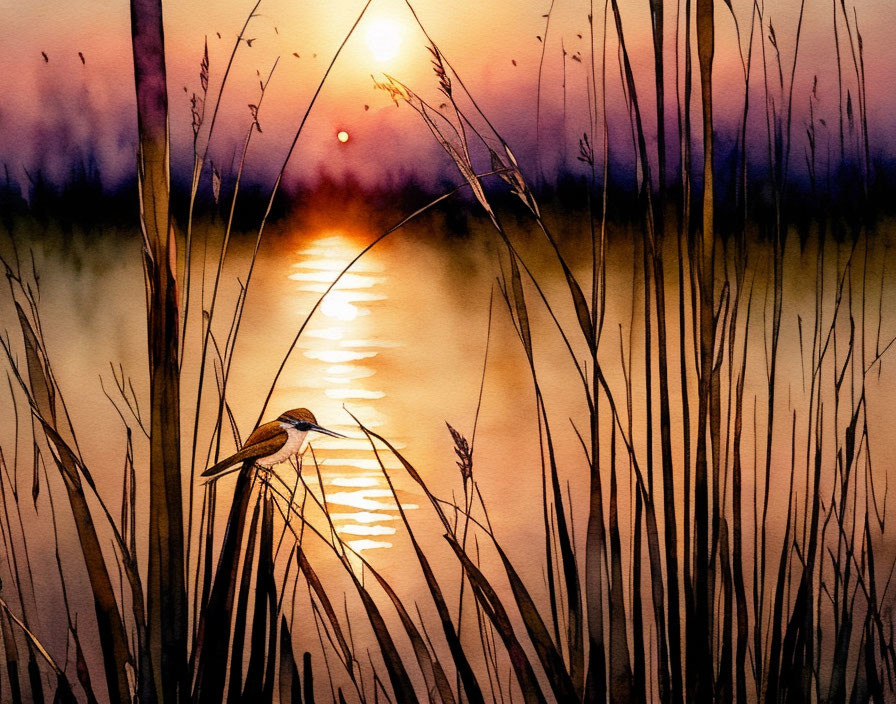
[337,130,349,143]
[365,19,402,63]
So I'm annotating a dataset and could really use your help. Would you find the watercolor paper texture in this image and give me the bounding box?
[0,0,894,702]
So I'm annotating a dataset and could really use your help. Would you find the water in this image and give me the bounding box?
[5,212,896,701]
[290,232,414,553]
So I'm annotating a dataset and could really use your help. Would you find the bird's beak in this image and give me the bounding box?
[308,423,346,438]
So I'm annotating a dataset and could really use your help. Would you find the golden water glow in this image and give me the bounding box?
[339,339,401,348]
[338,524,396,536]
[322,458,400,470]
[306,327,344,340]
[321,297,363,322]
[346,539,392,553]
[330,512,398,523]
[325,364,375,379]
[289,271,382,287]
[325,388,386,399]
[325,490,393,511]
[289,231,410,552]
[330,477,379,487]
[304,350,374,363]
[315,437,404,451]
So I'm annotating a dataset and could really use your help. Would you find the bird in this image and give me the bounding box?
[78,51,85,64]
[201,408,344,478]
[41,51,49,63]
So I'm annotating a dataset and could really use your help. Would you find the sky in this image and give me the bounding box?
[1,0,894,193]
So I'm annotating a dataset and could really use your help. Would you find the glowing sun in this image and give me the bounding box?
[365,19,402,63]
[337,130,349,143]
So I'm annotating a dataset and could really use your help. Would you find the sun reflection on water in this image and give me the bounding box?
[288,232,412,552]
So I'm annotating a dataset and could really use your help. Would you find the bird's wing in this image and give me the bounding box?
[201,423,287,477]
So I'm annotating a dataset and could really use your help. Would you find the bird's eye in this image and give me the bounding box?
[296,421,312,431]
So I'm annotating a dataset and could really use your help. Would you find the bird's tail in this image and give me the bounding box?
[201,455,240,477]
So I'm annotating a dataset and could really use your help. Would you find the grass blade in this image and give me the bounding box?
[227,498,261,702]
[443,532,548,704]
[363,559,456,704]
[278,616,302,704]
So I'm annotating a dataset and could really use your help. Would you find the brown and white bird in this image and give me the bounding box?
[202,408,343,478]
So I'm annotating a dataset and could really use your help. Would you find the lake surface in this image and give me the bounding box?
[8,210,896,567]
[4,209,896,701]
